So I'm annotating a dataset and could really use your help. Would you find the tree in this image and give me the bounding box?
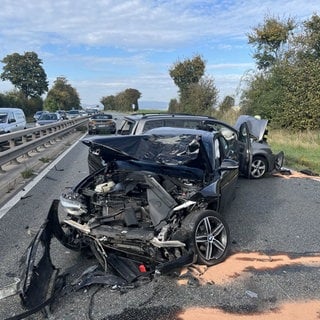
[114,92,128,112]
[1,52,48,98]
[44,77,80,111]
[123,88,141,111]
[297,14,320,60]
[169,55,205,95]
[0,90,43,117]
[219,96,235,114]
[247,16,295,70]
[101,95,116,110]
[169,55,218,115]
[168,98,181,113]
[101,88,141,112]
[183,77,218,115]
[274,59,320,130]
[242,14,320,130]
[240,69,285,119]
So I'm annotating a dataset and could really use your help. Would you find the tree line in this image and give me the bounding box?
[241,14,320,130]
[1,13,320,130]
[0,53,143,116]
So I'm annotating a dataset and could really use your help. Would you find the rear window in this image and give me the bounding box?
[91,114,112,120]
[40,113,58,120]
[164,119,204,129]
[142,120,164,132]
[143,118,204,132]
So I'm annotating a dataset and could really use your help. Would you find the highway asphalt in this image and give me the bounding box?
[0,134,319,320]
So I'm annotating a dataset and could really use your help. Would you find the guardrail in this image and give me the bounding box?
[0,117,88,172]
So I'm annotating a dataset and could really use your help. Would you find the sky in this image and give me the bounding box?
[0,1,319,109]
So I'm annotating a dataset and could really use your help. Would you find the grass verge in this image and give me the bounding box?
[269,129,320,175]
[21,168,34,179]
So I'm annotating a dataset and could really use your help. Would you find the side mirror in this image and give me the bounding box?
[8,118,16,123]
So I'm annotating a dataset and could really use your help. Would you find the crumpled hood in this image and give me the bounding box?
[234,115,268,141]
[82,129,212,170]
[82,134,142,162]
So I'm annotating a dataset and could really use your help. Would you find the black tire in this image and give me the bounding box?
[181,210,230,266]
[250,156,268,179]
[274,151,284,171]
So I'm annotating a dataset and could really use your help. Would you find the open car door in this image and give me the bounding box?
[237,122,252,178]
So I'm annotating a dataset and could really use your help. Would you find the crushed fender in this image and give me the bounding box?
[1,199,195,319]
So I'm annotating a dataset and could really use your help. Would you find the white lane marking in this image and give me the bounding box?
[0,133,87,219]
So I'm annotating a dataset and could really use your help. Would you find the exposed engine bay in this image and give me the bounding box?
[0,128,241,318]
[60,160,207,268]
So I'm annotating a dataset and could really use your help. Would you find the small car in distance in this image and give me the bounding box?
[66,110,81,119]
[88,113,116,135]
[56,110,68,120]
[36,112,61,126]
[33,110,48,121]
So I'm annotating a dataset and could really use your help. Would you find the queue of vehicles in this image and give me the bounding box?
[1,108,283,181]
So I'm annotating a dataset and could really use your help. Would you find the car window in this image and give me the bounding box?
[204,121,237,154]
[92,114,112,120]
[218,136,230,159]
[142,120,164,132]
[119,119,135,135]
[163,119,184,128]
[8,112,15,122]
[0,113,8,123]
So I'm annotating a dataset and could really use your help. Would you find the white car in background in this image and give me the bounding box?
[0,108,27,134]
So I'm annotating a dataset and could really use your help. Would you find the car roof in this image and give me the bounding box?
[0,108,25,112]
[145,126,219,138]
[123,113,216,121]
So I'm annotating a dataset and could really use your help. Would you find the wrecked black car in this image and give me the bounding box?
[59,126,250,270]
[0,127,251,318]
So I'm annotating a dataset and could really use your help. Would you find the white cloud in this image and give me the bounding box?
[0,0,319,105]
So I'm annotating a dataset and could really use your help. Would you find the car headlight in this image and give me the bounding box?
[60,194,87,216]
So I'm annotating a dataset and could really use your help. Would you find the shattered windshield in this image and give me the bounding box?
[141,134,201,165]
[88,132,205,167]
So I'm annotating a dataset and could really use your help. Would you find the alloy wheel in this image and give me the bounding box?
[195,215,228,263]
[250,157,267,178]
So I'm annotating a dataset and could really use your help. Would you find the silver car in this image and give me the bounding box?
[36,112,61,126]
[235,115,284,179]
[114,114,284,179]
